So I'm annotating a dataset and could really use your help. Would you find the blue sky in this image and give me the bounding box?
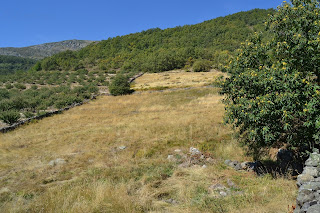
[1,0,284,47]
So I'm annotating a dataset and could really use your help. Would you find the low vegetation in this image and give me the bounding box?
[0,69,105,126]
[0,71,296,212]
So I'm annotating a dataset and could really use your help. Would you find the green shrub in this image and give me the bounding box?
[14,83,26,90]
[23,111,34,118]
[5,83,13,89]
[192,60,212,72]
[0,110,20,125]
[109,74,133,96]
[221,0,320,160]
[0,89,10,99]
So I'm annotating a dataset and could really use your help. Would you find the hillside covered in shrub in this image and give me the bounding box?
[37,9,274,73]
[0,55,37,75]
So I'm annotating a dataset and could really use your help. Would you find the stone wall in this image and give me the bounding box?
[0,101,86,133]
[294,151,320,213]
[0,72,145,133]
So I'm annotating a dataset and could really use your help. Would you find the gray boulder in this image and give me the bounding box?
[307,204,320,213]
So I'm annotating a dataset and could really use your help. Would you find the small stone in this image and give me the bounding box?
[296,189,314,206]
[206,157,215,164]
[224,159,232,165]
[241,162,250,169]
[178,162,190,168]
[227,179,236,187]
[219,191,227,196]
[297,174,315,186]
[165,198,178,204]
[307,204,320,213]
[48,158,66,166]
[300,182,320,191]
[189,147,201,156]
[118,146,126,150]
[167,155,175,162]
[305,153,320,167]
[301,202,310,212]
[174,149,182,153]
[209,183,226,191]
[303,167,320,177]
[228,161,240,168]
[234,163,242,171]
[202,165,207,169]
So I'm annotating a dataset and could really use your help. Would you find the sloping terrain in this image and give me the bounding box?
[0,71,296,212]
[0,55,37,75]
[0,40,94,59]
[36,9,274,73]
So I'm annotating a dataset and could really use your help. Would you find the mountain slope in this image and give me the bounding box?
[0,55,37,75]
[0,74,296,212]
[0,40,95,59]
[38,9,274,73]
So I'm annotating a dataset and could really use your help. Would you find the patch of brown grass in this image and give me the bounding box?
[0,74,296,212]
[132,69,227,91]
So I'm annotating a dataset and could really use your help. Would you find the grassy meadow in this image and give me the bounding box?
[0,71,297,212]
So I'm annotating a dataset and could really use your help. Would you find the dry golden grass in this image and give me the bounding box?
[132,69,227,90]
[0,72,296,212]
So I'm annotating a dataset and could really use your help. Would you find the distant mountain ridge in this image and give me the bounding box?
[0,40,95,59]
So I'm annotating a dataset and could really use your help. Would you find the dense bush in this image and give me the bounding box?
[14,83,26,90]
[192,59,212,72]
[109,74,133,96]
[221,0,320,160]
[0,110,21,125]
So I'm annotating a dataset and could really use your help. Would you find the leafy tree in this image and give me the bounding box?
[221,0,320,160]
[109,74,133,96]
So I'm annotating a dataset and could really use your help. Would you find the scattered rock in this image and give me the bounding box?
[164,198,179,205]
[202,165,207,169]
[224,159,232,165]
[167,147,215,168]
[178,161,190,168]
[189,147,201,156]
[48,158,66,166]
[209,183,227,191]
[227,179,236,188]
[167,155,176,162]
[118,146,127,150]
[219,191,227,196]
[224,160,242,171]
[208,183,242,198]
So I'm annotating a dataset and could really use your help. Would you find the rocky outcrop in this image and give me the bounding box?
[0,40,94,59]
[294,151,320,213]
